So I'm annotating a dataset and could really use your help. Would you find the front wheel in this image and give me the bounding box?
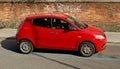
[78,42,95,57]
[19,40,34,54]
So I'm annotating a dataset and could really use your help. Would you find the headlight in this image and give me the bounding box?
[95,35,105,39]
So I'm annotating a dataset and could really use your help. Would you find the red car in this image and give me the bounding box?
[16,14,107,57]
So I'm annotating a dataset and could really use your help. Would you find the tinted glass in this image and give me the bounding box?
[52,18,69,30]
[32,18,51,28]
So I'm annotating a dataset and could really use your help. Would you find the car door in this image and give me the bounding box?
[32,18,55,49]
[49,18,80,50]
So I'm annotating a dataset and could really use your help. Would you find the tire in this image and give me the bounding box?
[19,40,34,54]
[78,42,95,57]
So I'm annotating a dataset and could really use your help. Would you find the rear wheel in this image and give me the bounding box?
[19,40,34,54]
[79,42,95,57]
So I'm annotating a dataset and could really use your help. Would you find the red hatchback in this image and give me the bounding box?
[16,14,107,57]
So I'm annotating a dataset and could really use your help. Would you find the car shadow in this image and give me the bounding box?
[1,37,20,53]
[1,37,79,56]
[34,49,78,56]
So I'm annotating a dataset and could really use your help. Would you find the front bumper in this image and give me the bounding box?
[94,38,107,52]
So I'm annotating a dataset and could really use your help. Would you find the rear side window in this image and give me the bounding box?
[32,18,51,28]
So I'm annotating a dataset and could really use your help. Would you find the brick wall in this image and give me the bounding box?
[0,2,120,24]
[1,0,120,2]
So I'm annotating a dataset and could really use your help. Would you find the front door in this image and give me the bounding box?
[49,18,80,50]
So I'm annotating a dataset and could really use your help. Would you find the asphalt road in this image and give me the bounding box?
[0,38,120,69]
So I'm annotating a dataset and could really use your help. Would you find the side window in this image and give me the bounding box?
[52,18,70,30]
[32,18,51,28]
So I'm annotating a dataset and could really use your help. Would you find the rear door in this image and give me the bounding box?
[32,18,55,48]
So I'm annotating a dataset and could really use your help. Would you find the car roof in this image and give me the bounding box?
[26,13,68,20]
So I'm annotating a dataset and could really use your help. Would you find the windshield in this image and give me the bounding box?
[67,16,88,29]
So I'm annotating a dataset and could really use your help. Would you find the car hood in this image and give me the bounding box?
[84,25,104,35]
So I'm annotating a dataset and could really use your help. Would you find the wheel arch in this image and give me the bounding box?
[78,40,96,53]
[18,38,36,49]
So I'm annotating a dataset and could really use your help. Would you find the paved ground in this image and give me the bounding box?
[0,38,120,69]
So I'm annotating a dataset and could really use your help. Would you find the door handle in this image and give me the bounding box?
[50,32,57,34]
